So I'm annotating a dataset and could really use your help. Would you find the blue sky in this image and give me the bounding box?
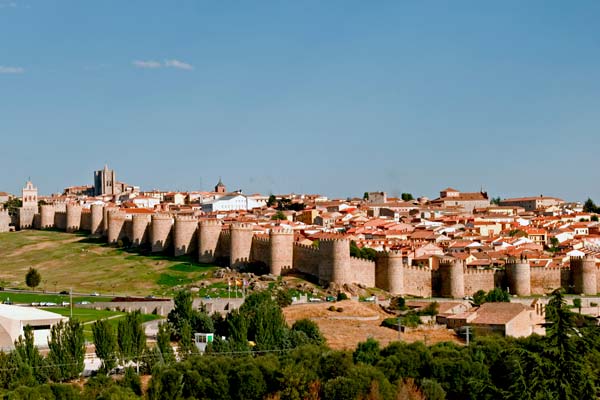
[1,1,599,201]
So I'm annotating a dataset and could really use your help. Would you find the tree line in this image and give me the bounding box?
[0,289,598,399]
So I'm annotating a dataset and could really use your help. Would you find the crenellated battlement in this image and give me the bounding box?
[270,228,294,235]
[350,255,376,265]
[132,213,152,220]
[404,264,431,272]
[319,237,349,243]
[230,223,254,230]
[293,242,320,253]
[464,268,496,275]
[152,213,174,221]
[252,236,270,244]
[174,215,198,222]
[199,219,222,227]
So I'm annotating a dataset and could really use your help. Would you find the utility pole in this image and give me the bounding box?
[397,317,402,340]
[70,287,73,319]
[466,326,470,346]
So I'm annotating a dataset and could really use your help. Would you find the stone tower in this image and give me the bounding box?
[269,229,294,276]
[131,214,151,247]
[173,216,199,257]
[439,258,465,298]
[506,260,531,296]
[376,250,404,295]
[90,204,104,236]
[571,255,597,295]
[65,203,82,233]
[151,214,174,253]
[198,219,223,263]
[39,205,56,229]
[107,210,127,244]
[230,223,254,268]
[318,239,351,286]
[214,178,226,194]
[94,165,117,196]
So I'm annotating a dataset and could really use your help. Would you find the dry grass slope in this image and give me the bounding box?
[283,300,461,350]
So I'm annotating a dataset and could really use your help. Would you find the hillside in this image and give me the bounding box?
[0,230,217,296]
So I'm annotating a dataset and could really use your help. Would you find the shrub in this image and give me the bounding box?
[389,296,407,311]
[336,308,344,313]
[400,313,421,328]
[337,292,348,301]
[328,305,337,312]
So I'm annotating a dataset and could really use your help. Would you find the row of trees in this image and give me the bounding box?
[267,195,306,212]
[0,288,598,399]
[0,320,85,389]
[146,289,600,400]
[167,290,324,356]
[350,240,378,261]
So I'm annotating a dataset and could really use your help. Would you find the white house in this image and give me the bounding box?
[0,305,68,349]
[201,194,263,212]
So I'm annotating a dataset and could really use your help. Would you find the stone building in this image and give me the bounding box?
[94,165,118,196]
[430,187,490,213]
[499,195,565,212]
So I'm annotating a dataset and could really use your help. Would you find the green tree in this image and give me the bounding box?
[178,321,198,358]
[276,289,293,308]
[583,198,598,213]
[541,289,596,399]
[167,290,194,340]
[120,367,142,396]
[192,309,214,334]
[490,197,502,205]
[25,268,41,292]
[420,301,439,316]
[421,379,446,400]
[92,318,118,374]
[3,197,22,216]
[549,237,560,252]
[291,319,325,345]
[47,320,85,382]
[13,325,46,384]
[485,288,510,303]
[117,311,146,367]
[353,338,381,365]
[156,322,176,365]
[267,194,277,207]
[473,290,487,306]
[272,211,286,220]
[363,192,369,201]
[401,193,414,201]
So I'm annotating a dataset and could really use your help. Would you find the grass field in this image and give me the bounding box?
[0,291,112,305]
[0,230,219,296]
[41,307,163,341]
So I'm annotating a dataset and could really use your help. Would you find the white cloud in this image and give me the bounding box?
[132,60,162,69]
[164,59,194,71]
[0,66,24,74]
